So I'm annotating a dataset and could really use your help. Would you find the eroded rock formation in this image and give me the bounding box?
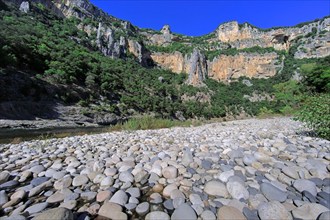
[208,52,279,80]
[186,49,208,85]
[151,51,280,82]
[216,18,330,54]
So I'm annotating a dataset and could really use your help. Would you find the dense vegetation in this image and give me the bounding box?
[0,1,329,139]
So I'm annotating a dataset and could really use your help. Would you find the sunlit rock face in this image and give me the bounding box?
[216,18,330,54]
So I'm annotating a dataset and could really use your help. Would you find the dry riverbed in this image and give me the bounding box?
[0,117,329,220]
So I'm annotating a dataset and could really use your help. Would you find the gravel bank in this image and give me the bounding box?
[0,117,329,220]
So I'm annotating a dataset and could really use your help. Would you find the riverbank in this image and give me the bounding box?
[0,117,329,219]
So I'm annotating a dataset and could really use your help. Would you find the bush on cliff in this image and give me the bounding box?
[295,93,330,140]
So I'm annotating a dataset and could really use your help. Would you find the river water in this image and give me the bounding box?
[0,126,109,144]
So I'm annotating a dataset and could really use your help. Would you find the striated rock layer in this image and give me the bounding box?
[151,51,280,81]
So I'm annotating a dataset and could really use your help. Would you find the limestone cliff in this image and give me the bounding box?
[148,25,173,45]
[151,51,280,82]
[216,18,330,56]
[208,53,279,80]
[151,52,188,74]
[5,0,329,84]
[186,49,208,85]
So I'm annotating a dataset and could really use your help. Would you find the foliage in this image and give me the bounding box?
[273,80,303,109]
[1,1,329,127]
[113,116,200,130]
[301,56,330,93]
[205,46,280,60]
[295,94,330,140]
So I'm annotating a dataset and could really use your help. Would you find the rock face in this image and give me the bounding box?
[208,52,279,80]
[186,49,208,85]
[19,1,29,13]
[151,51,279,82]
[150,25,173,45]
[151,49,208,85]
[151,52,188,74]
[216,18,330,53]
[5,0,329,86]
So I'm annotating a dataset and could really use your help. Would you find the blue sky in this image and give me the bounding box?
[90,0,330,36]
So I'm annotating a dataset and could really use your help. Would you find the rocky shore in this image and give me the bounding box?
[0,117,329,220]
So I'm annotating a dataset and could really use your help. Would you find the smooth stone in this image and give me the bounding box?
[1,215,26,220]
[136,202,150,216]
[0,190,8,206]
[293,179,317,196]
[64,192,79,202]
[260,182,287,202]
[202,160,212,169]
[0,171,10,184]
[182,148,194,167]
[10,190,26,200]
[29,181,51,197]
[302,190,316,203]
[109,190,128,206]
[126,187,140,198]
[242,207,259,220]
[282,167,299,179]
[32,207,73,220]
[104,168,118,176]
[46,191,65,203]
[173,197,185,209]
[30,165,45,173]
[226,181,249,200]
[86,203,100,215]
[125,203,136,211]
[53,172,66,180]
[100,176,114,187]
[217,205,247,220]
[254,152,271,163]
[204,181,229,198]
[162,166,178,179]
[291,203,329,220]
[98,202,127,220]
[81,191,97,201]
[201,210,216,220]
[96,191,111,202]
[25,202,48,214]
[243,155,256,166]
[134,170,149,183]
[171,203,197,220]
[318,211,330,220]
[219,170,235,183]
[189,194,203,205]
[163,199,174,211]
[317,192,330,202]
[31,177,50,187]
[54,177,72,190]
[257,201,292,220]
[152,184,164,193]
[0,180,19,190]
[145,211,170,220]
[72,175,89,187]
[150,193,163,204]
[59,200,77,210]
[119,171,134,183]
[93,174,106,184]
[163,184,177,198]
[45,169,56,178]
[170,189,185,200]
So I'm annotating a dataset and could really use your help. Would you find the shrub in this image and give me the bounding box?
[116,116,196,130]
[258,106,274,117]
[295,94,330,140]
